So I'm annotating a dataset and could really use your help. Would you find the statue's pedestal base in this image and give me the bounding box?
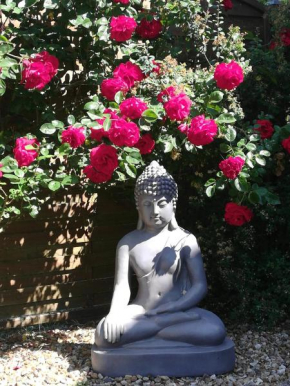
[91,338,235,377]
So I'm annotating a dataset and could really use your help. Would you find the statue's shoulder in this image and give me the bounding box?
[117,230,140,249]
[176,227,199,247]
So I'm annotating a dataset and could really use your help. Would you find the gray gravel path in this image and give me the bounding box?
[0,321,289,385]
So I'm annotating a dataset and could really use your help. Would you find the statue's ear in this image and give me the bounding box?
[137,211,144,230]
[169,212,179,230]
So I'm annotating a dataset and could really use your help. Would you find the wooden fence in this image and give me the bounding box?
[0,189,137,329]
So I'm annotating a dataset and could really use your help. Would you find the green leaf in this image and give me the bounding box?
[124,163,136,178]
[237,139,246,148]
[246,143,257,151]
[114,91,124,104]
[43,0,59,8]
[52,120,64,128]
[249,134,260,142]
[126,155,140,164]
[248,191,260,204]
[40,123,56,135]
[14,169,25,178]
[209,91,224,104]
[3,174,19,180]
[219,143,231,153]
[255,155,266,166]
[164,141,173,153]
[0,80,6,97]
[84,102,99,111]
[103,117,111,132]
[48,181,61,191]
[260,150,271,157]
[265,192,280,205]
[206,185,216,197]
[142,109,159,123]
[204,178,216,187]
[225,127,237,142]
[217,114,236,124]
[234,176,250,192]
[67,115,75,125]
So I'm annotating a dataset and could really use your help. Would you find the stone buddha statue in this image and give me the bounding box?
[91,161,235,377]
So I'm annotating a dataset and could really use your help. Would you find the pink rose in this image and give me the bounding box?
[113,61,145,89]
[109,118,140,147]
[90,143,118,176]
[135,133,155,155]
[223,0,233,11]
[219,156,245,179]
[83,165,112,183]
[187,115,218,146]
[282,136,290,154]
[280,28,290,46]
[254,120,274,140]
[164,93,192,121]
[224,202,253,226]
[13,137,39,167]
[61,126,86,148]
[110,15,137,42]
[113,0,130,4]
[178,123,189,135]
[0,163,3,179]
[157,86,177,103]
[214,60,244,91]
[136,18,162,40]
[120,97,148,120]
[21,51,59,90]
[100,77,128,101]
[90,109,119,142]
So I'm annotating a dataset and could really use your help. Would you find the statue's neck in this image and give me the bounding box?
[143,223,170,236]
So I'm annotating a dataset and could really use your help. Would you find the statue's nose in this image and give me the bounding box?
[153,203,159,214]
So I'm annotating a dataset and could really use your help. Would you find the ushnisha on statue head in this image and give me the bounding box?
[134,161,179,230]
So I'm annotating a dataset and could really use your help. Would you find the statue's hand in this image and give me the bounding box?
[103,313,124,343]
[146,302,176,316]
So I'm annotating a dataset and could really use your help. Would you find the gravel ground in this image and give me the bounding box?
[0,321,289,386]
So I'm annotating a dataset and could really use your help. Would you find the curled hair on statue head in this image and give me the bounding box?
[134,161,178,210]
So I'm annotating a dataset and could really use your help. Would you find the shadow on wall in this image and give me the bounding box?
[0,188,137,329]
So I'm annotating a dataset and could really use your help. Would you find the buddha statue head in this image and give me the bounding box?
[134,161,179,231]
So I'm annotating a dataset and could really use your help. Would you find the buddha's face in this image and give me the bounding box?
[138,194,174,231]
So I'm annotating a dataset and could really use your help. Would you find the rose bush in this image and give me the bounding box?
[0,0,287,234]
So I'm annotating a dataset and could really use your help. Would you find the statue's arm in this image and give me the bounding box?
[103,239,131,342]
[147,234,207,315]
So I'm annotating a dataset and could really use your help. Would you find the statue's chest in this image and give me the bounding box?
[130,242,182,278]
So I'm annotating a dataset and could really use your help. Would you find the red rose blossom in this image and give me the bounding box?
[282,136,290,154]
[135,133,155,155]
[187,115,218,146]
[178,123,189,135]
[90,144,118,176]
[61,126,86,149]
[0,163,3,179]
[219,156,245,179]
[164,93,192,121]
[280,28,290,47]
[120,97,148,120]
[113,0,130,4]
[223,0,233,11]
[83,165,112,183]
[224,202,253,226]
[13,137,39,167]
[157,86,177,103]
[110,15,137,42]
[214,60,244,91]
[152,60,161,75]
[113,61,144,89]
[101,77,128,101]
[254,120,274,140]
[90,109,119,142]
[136,18,162,40]
[109,118,140,147]
[21,51,59,91]
[269,40,278,50]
